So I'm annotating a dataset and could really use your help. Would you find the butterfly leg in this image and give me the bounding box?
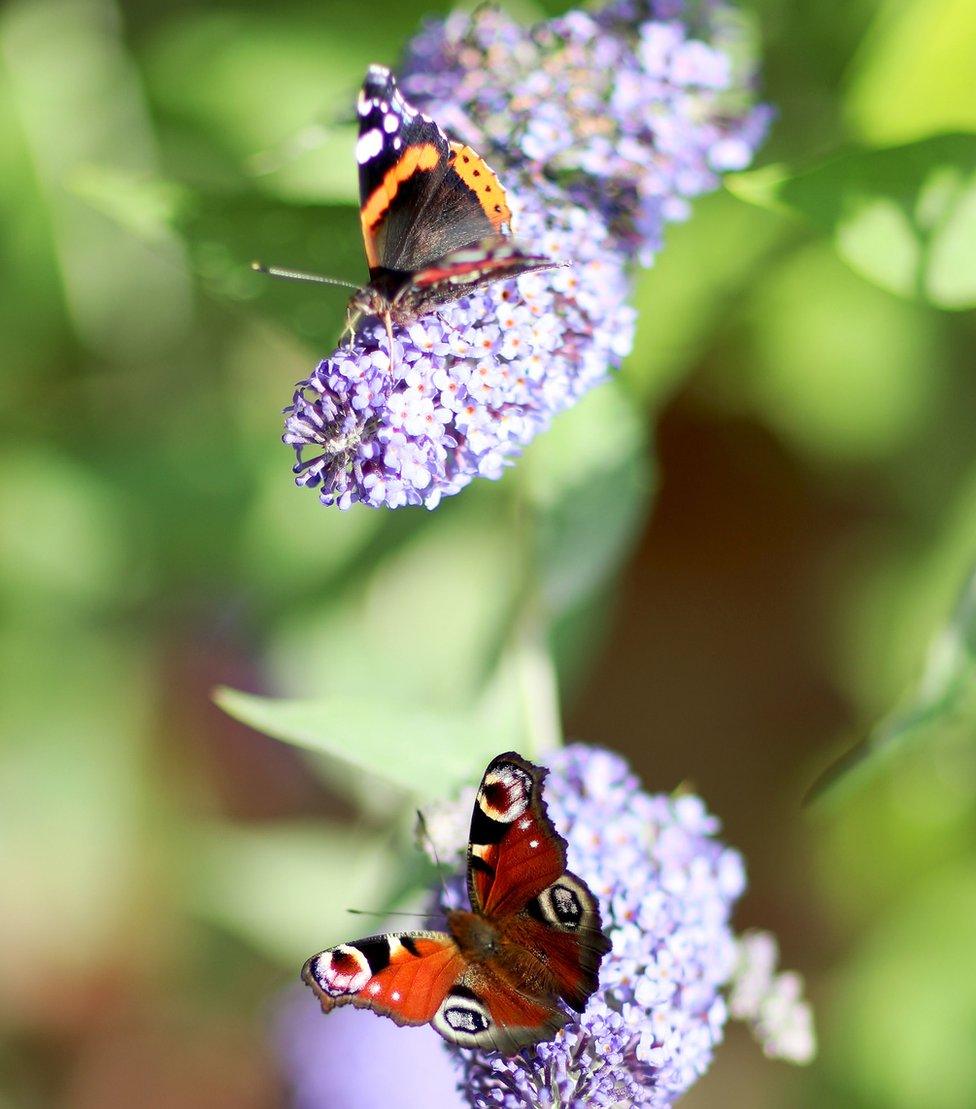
[383,310,400,380]
[435,310,462,336]
[341,307,362,348]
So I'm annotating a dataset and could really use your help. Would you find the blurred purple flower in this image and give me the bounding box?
[284,0,770,509]
[423,743,813,1107]
[275,985,464,1109]
[729,930,817,1064]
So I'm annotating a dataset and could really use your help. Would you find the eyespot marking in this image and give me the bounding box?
[478,763,532,822]
[532,874,590,931]
[433,988,492,1042]
[310,944,372,996]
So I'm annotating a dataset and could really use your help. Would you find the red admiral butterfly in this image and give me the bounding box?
[348,65,554,343]
[303,752,611,1053]
[256,67,554,355]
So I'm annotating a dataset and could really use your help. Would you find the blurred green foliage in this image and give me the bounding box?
[731,135,976,308]
[1,0,975,1105]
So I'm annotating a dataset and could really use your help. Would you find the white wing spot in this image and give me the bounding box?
[393,137,402,150]
[530,839,540,848]
[369,982,381,995]
[356,128,383,164]
[383,113,399,134]
[391,990,401,1001]
[518,818,531,830]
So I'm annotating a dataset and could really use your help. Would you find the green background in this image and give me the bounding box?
[1,0,975,1105]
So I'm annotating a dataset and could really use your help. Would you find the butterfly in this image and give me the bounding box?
[346,65,555,346]
[302,752,611,1054]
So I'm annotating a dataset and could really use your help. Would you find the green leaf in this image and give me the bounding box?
[214,686,511,800]
[265,499,522,708]
[728,135,976,309]
[737,241,944,464]
[812,564,976,801]
[845,0,976,144]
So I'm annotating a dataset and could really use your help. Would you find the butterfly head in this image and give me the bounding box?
[347,269,404,323]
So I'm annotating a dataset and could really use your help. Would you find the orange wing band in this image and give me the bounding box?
[360,142,441,268]
[448,142,512,231]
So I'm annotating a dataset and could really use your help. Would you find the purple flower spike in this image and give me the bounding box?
[284,1,769,508]
[421,744,814,1107]
[284,192,632,510]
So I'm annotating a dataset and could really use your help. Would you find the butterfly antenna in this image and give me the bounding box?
[416,809,452,904]
[346,908,431,919]
[251,261,360,290]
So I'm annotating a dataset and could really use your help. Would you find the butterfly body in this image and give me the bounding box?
[348,66,554,335]
[303,752,610,1054]
[444,909,572,1008]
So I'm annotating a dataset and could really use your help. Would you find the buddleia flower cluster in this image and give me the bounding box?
[283,0,771,509]
[421,744,815,1107]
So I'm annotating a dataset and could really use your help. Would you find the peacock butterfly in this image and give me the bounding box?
[302,752,612,1054]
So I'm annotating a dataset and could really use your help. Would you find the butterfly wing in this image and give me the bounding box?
[466,753,612,1014]
[466,752,569,918]
[509,871,612,1013]
[356,67,511,274]
[396,236,555,315]
[303,927,567,1053]
[391,144,517,272]
[357,66,450,274]
[436,960,570,1053]
[303,930,464,1028]
[303,752,609,1052]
